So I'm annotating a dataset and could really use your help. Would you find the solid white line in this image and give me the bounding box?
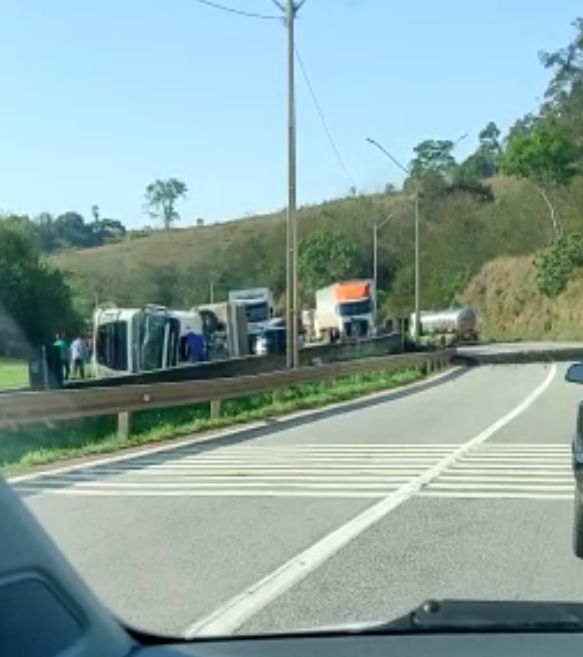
[419,491,571,500]
[32,477,416,490]
[430,482,572,491]
[190,445,460,452]
[449,464,569,471]
[457,457,569,463]
[183,363,557,638]
[9,366,459,485]
[439,470,573,484]
[15,488,389,498]
[478,447,568,452]
[30,474,419,485]
[22,466,434,478]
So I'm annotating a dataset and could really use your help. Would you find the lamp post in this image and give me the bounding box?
[366,137,421,343]
[365,134,467,344]
[372,211,397,317]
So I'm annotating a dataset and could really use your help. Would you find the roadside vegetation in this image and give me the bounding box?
[0,365,427,474]
[0,359,28,390]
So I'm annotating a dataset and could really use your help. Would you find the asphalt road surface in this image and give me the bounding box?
[10,360,583,637]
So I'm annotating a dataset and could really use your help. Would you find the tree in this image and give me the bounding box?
[502,117,581,238]
[53,211,97,249]
[91,204,100,225]
[479,121,502,155]
[539,18,583,124]
[144,178,188,230]
[0,219,79,355]
[35,212,56,252]
[459,122,502,180]
[409,140,456,179]
[299,229,359,295]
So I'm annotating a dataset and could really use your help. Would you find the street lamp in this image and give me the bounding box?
[366,137,421,344]
[372,211,398,317]
[365,134,467,345]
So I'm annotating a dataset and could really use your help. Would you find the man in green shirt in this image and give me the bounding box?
[53,333,69,381]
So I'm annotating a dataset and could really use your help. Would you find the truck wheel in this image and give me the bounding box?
[573,495,583,558]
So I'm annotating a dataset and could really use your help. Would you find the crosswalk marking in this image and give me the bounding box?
[420,443,573,500]
[14,442,575,500]
[15,444,454,499]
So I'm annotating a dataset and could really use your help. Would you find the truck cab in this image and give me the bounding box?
[315,280,375,342]
[228,288,274,351]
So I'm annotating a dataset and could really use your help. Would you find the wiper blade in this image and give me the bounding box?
[363,600,583,634]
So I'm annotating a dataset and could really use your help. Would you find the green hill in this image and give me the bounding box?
[51,174,583,325]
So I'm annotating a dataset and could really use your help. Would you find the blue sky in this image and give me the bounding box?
[0,1,581,227]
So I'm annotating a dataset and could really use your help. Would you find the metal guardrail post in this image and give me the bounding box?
[210,399,221,420]
[117,411,131,440]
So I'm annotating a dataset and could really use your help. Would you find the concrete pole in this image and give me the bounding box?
[414,180,420,345]
[286,0,299,369]
[372,223,378,320]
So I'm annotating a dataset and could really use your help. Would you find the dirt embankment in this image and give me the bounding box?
[460,255,583,341]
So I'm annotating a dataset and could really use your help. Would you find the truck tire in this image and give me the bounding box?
[573,495,583,558]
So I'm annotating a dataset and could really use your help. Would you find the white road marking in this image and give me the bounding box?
[183,363,557,637]
[14,446,459,498]
[420,491,572,500]
[16,488,392,498]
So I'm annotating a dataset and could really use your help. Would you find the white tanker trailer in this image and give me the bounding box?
[409,306,478,346]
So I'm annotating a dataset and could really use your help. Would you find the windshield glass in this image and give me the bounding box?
[338,300,372,317]
[244,302,269,323]
[3,0,583,644]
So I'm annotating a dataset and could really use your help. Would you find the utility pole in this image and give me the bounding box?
[286,0,298,369]
[272,0,304,368]
[372,222,378,315]
[413,180,420,344]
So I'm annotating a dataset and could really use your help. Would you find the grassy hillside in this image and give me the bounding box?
[52,174,583,323]
[461,255,583,341]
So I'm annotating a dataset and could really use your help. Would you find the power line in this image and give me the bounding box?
[294,44,357,190]
[192,0,280,20]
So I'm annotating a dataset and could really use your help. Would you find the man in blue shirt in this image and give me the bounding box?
[185,331,206,363]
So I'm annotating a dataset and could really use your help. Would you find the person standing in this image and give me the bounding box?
[53,333,69,382]
[185,330,206,363]
[70,334,88,379]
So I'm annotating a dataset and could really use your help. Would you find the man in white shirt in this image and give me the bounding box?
[70,335,88,379]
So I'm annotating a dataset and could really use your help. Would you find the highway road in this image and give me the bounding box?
[10,361,583,637]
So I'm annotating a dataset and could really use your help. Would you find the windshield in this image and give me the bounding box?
[338,300,372,317]
[3,0,583,644]
[244,302,269,323]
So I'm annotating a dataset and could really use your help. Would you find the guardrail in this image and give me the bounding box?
[0,350,452,437]
[64,332,404,391]
[453,347,583,366]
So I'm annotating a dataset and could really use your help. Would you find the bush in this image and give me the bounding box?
[534,232,583,296]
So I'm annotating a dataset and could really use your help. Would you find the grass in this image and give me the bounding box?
[0,365,428,474]
[0,359,28,389]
